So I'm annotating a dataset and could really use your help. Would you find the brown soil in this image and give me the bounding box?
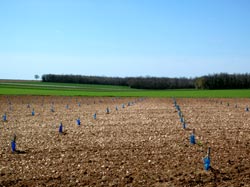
[0,96,250,187]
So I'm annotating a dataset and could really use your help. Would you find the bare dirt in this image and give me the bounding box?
[0,96,250,187]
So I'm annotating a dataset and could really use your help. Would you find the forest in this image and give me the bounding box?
[42,73,250,90]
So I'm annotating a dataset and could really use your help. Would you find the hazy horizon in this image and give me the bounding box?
[1,0,250,80]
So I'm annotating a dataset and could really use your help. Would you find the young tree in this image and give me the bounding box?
[34,75,40,80]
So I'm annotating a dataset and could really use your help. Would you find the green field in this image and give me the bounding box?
[0,81,250,98]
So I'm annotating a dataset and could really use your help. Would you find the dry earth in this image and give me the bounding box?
[0,96,250,187]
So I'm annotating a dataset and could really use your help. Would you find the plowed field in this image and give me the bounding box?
[0,96,250,186]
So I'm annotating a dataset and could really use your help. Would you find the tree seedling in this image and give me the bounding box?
[190,129,196,144]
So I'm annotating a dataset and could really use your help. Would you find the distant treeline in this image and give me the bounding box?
[42,73,250,90]
[195,73,250,89]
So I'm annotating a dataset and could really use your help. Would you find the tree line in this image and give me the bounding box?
[195,73,250,89]
[41,74,194,89]
[42,73,250,90]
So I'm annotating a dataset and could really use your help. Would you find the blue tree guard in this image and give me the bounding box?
[203,157,211,171]
[246,106,249,112]
[122,104,125,109]
[32,109,35,116]
[180,117,184,123]
[106,107,110,114]
[11,134,16,152]
[59,123,63,133]
[190,130,196,144]
[93,113,97,120]
[51,106,55,112]
[183,123,186,129]
[76,118,81,126]
[11,140,16,152]
[190,134,195,144]
[66,104,69,109]
[3,113,7,121]
[203,147,211,171]
[116,106,118,111]
[176,105,180,111]
[173,100,177,106]
[178,111,182,117]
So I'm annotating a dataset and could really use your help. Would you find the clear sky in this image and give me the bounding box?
[1,0,250,80]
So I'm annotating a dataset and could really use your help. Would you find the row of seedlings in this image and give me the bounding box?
[2,97,145,153]
[214,99,249,112]
[173,98,211,171]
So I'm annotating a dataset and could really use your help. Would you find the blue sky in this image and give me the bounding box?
[0,0,250,79]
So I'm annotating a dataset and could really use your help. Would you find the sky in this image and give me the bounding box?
[0,0,250,80]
